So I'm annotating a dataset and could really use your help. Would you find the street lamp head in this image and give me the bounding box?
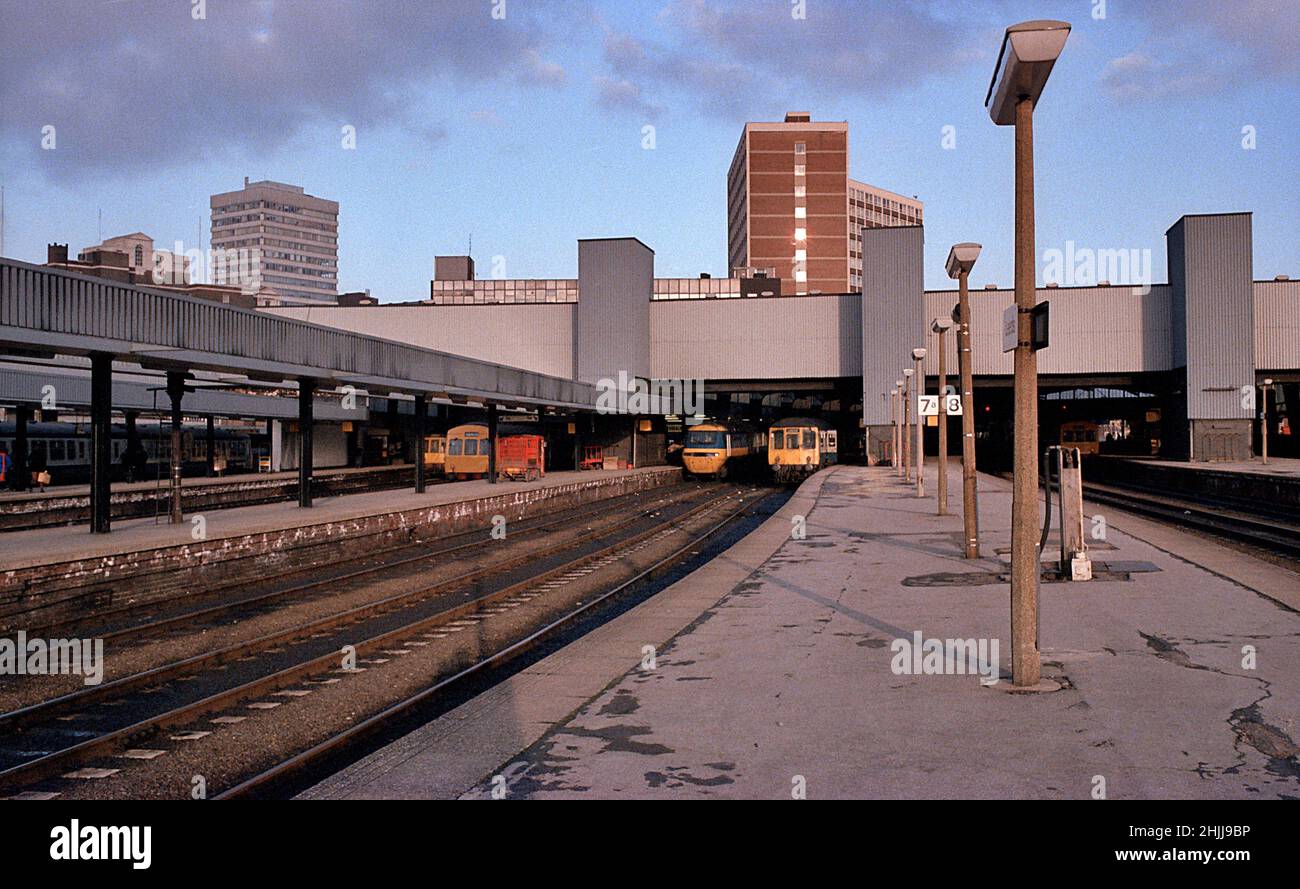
[931,317,953,334]
[912,347,927,361]
[985,20,1071,126]
[903,368,914,378]
[895,379,904,388]
[891,388,899,396]
[1264,378,1274,386]
[945,242,983,279]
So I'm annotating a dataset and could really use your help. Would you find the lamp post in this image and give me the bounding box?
[912,347,927,497]
[1261,378,1274,465]
[902,369,913,482]
[894,379,905,476]
[931,319,953,515]
[986,18,1070,688]
[947,243,983,557]
[890,388,899,469]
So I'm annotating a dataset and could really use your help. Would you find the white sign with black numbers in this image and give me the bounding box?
[919,395,963,417]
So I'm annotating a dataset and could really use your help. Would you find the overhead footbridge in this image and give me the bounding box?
[0,258,598,532]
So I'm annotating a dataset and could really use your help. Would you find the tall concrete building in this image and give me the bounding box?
[210,178,339,304]
[727,113,922,295]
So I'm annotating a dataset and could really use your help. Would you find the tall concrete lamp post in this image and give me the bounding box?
[890,387,900,469]
[902,369,913,482]
[946,242,983,557]
[911,347,926,497]
[986,18,1070,687]
[894,379,905,476]
[931,318,953,515]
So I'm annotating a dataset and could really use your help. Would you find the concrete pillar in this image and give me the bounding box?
[487,403,498,483]
[11,404,30,491]
[299,379,315,507]
[165,371,187,524]
[205,414,216,477]
[89,354,112,534]
[414,394,427,493]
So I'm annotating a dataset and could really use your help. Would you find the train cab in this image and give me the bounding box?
[422,433,447,476]
[768,417,836,483]
[681,421,764,480]
[444,424,490,479]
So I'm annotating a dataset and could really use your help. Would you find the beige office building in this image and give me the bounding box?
[210,178,339,304]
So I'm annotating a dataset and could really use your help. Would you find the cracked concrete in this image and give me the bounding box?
[462,465,1299,799]
[305,463,1299,800]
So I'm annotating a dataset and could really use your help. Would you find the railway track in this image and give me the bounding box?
[0,484,765,799]
[1082,480,1300,559]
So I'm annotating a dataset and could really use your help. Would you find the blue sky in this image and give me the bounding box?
[1,0,1295,298]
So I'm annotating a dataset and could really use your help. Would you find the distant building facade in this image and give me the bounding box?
[210,178,339,304]
[727,113,922,295]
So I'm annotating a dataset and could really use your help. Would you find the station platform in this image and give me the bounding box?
[0,463,416,532]
[1097,454,1300,479]
[302,461,1300,800]
[0,466,680,622]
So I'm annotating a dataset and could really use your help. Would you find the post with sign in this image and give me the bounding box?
[931,318,953,515]
[987,17,1070,687]
[947,242,983,558]
[911,348,926,497]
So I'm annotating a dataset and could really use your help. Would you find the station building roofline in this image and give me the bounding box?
[1165,211,1252,232]
[576,236,655,253]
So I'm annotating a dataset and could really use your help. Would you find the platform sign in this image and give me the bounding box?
[1002,304,1018,353]
[918,394,962,417]
[1002,301,1050,352]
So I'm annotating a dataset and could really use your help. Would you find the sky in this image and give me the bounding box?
[0,0,1295,299]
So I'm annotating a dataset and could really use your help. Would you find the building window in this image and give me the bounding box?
[794,142,806,154]
[133,245,143,266]
[794,164,806,177]
[794,206,806,219]
[794,185,806,198]
[794,228,806,241]
[793,249,807,261]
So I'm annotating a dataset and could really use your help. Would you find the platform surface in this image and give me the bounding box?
[0,462,410,505]
[0,466,671,571]
[301,461,1300,800]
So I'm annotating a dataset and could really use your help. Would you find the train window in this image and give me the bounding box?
[685,430,725,448]
[786,431,800,449]
[827,432,837,450]
[464,440,478,456]
[803,430,816,449]
[449,439,463,456]
[78,441,87,460]
[50,440,66,461]
[770,431,782,450]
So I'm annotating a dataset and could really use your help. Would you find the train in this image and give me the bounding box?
[1058,420,1101,456]
[768,417,837,483]
[0,420,254,486]
[440,424,547,481]
[680,420,766,480]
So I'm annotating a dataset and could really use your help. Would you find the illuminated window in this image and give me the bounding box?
[794,164,805,177]
[794,185,806,198]
[793,249,806,261]
[794,206,806,219]
[794,270,807,283]
[794,228,806,241]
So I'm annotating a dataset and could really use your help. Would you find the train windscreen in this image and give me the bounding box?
[685,430,725,448]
